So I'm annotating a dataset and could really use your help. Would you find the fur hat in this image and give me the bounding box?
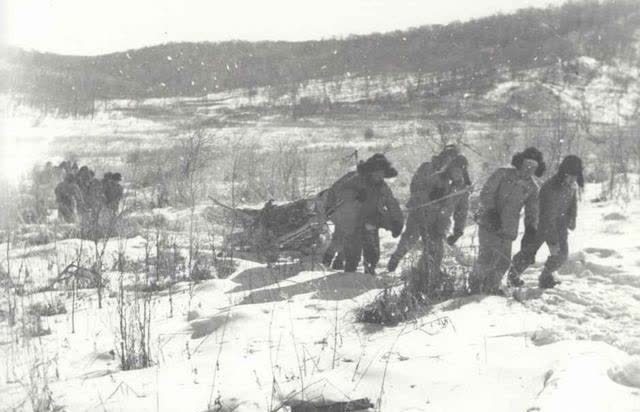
[511,147,546,177]
[555,155,584,188]
[433,144,460,169]
[357,154,398,178]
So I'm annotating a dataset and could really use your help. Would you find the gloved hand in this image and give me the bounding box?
[355,188,367,202]
[446,230,463,246]
[391,220,403,238]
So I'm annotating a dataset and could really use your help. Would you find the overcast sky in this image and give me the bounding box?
[2,0,570,56]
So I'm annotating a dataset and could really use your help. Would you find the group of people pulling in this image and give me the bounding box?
[322,146,584,298]
[54,162,124,224]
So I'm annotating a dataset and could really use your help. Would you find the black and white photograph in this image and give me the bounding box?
[1,0,640,410]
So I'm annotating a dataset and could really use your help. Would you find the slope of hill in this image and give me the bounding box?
[1,0,639,113]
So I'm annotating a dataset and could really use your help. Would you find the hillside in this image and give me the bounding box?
[2,0,640,115]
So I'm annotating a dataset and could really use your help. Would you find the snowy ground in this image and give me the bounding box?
[1,54,640,410]
[1,180,639,412]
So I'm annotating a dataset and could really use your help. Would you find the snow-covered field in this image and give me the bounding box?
[1,180,639,412]
[1,51,640,411]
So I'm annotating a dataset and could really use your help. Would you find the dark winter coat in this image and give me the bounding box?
[54,181,83,209]
[86,178,106,211]
[537,178,577,243]
[406,161,469,237]
[103,179,124,211]
[477,167,540,240]
[326,171,403,236]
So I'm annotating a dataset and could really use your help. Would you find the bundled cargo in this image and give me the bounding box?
[211,193,333,259]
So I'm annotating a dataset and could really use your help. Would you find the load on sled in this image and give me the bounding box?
[210,192,339,260]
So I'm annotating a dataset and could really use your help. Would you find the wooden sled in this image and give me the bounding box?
[210,193,334,261]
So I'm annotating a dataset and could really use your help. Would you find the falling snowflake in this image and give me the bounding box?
[167,56,173,61]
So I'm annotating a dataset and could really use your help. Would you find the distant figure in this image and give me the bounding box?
[58,161,72,176]
[55,174,84,223]
[470,147,546,295]
[508,155,583,289]
[86,176,106,213]
[77,166,94,196]
[103,172,124,212]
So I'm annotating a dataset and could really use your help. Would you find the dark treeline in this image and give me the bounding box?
[2,0,639,112]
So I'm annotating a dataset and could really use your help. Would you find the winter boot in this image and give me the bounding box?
[538,270,560,289]
[387,255,400,272]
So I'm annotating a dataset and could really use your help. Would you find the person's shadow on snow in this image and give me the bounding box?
[236,271,389,305]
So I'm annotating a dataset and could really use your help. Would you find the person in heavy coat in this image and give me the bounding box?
[54,174,84,223]
[508,155,583,289]
[387,144,466,272]
[322,154,404,274]
[470,147,546,295]
[103,172,124,212]
[76,166,94,199]
[405,154,472,296]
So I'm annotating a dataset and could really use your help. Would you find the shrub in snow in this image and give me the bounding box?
[131,280,174,293]
[213,257,237,279]
[603,212,627,221]
[27,300,67,317]
[25,358,63,412]
[24,315,52,338]
[190,258,213,281]
[116,280,153,370]
[357,252,470,325]
[356,286,423,326]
